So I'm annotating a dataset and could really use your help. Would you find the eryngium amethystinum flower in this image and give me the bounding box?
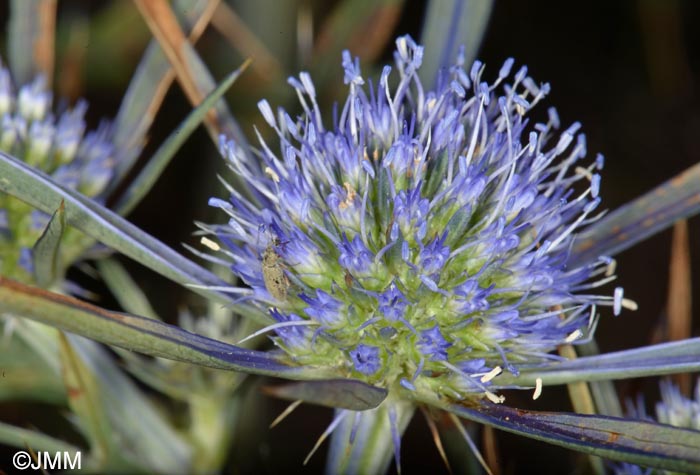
[206,35,625,404]
[614,379,700,475]
[0,59,115,283]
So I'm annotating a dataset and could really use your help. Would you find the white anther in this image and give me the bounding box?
[564,329,583,343]
[622,298,638,311]
[532,377,543,400]
[480,366,502,383]
[613,287,624,316]
[575,166,593,181]
[200,237,220,251]
[485,390,505,404]
[605,259,617,277]
[265,166,280,182]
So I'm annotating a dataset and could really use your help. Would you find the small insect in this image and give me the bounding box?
[262,240,290,302]
[344,270,354,288]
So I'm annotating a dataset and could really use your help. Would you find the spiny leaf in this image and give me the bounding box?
[0,275,329,379]
[32,200,65,287]
[495,338,700,387]
[433,399,700,474]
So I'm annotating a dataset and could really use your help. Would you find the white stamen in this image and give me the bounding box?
[480,366,502,383]
[605,259,617,277]
[532,377,543,400]
[574,166,593,181]
[200,236,220,251]
[587,305,597,329]
[237,320,319,345]
[265,166,280,182]
[565,329,583,343]
[485,390,505,404]
[622,298,638,311]
[185,284,251,294]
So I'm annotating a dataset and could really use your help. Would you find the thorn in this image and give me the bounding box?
[448,413,494,475]
[304,411,347,466]
[420,408,452,475]
[270,400,302,428]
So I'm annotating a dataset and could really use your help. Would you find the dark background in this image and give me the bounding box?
[1,1,699,474]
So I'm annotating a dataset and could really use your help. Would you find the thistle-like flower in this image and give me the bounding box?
[204,35,629,466]
[0,59,115,283]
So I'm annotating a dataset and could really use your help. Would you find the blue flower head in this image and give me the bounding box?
[207,36,626,403]
[0,58,117,283]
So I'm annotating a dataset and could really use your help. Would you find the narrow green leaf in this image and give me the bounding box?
[577,340,623,417]
[96,258,160,320]
[431,399,700,473]
[263,380,387,411]
[8,0,55,85]
[133,0,248,149]
[495,338,700,387]
[180,45,248,145]
[0,329,65,403]
[110,0,215,187]
[58,333,113,458]
[31,200,65,287]
[572,161,700,265]
[0,150,265,322]
[419,0,494,88]
[0,421,81,455]
[114,62,250,216]
[0,276,328,380]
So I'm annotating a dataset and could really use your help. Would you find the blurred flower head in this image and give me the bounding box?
[613,378,700,475]
[206,35,626,403]
[0,58,116,283]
